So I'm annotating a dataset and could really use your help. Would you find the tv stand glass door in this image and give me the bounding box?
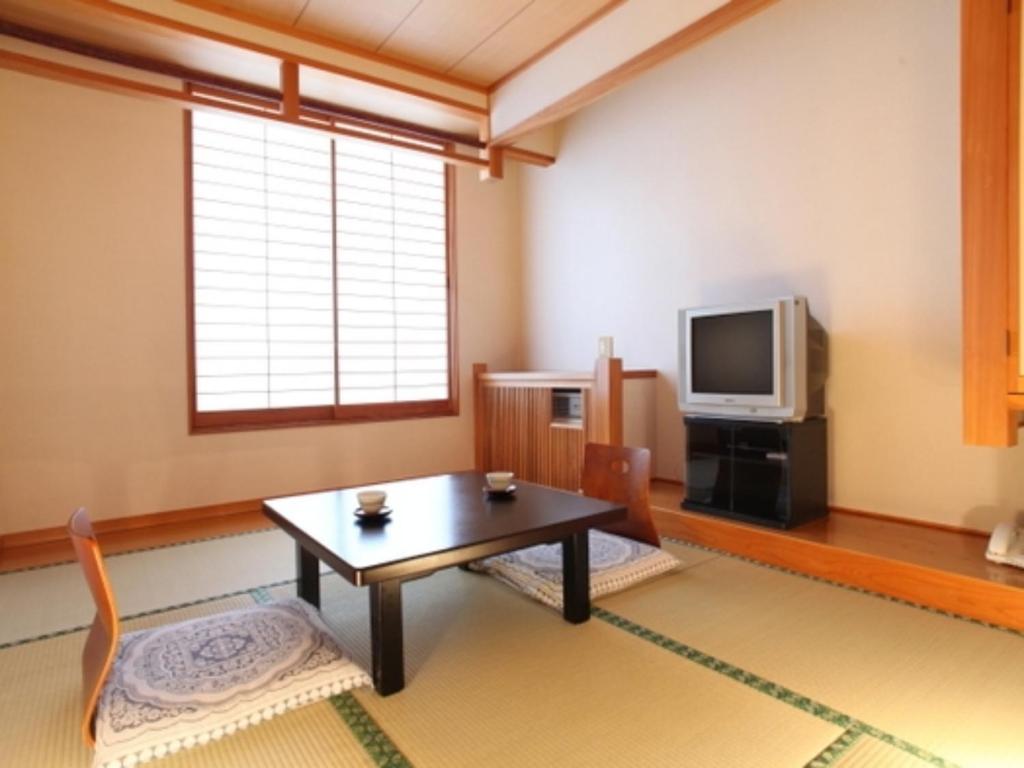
[683,416,826,529]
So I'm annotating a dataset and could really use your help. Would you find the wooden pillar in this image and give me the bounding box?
[591,357,623,446]
[961,0,1017,445]
[473,363,488,471]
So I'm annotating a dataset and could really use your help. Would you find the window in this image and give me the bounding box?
[187,110,456,431]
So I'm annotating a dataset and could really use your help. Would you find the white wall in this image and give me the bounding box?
[519,0,1024,530]
[0,70,522,535]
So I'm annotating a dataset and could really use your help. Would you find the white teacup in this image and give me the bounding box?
[357,489,387,514]
[485,471,514,491]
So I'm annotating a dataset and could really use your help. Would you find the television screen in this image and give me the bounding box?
[691,310,774,395]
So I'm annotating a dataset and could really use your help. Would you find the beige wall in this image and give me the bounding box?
[519,0,1024,530]
[0,71,522,535]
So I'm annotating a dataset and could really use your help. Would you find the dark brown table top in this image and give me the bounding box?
[263,471,626,585]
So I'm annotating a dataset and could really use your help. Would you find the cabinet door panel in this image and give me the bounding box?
[685,453,731,510]
[734,424,784,455]
[687,420,731,456]
[732,457,787,521]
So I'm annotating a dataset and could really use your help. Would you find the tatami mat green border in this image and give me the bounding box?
[0,576,296,650]
[330,694,412,768]
[5,526,1015,767]
[593,607,961,768]
[804,728,862,767]
[247,585,412,765]
[249,586,275,604]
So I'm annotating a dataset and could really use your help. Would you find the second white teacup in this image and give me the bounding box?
[485,471,514,491]
[357,489,387,513]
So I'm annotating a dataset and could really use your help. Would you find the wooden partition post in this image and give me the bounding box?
[961,0,1017,445]
[591,357,623,446]
[473,363,488,471]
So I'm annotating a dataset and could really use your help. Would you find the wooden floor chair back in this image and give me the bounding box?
[66,510,372,767]
[581,443,661,547]
[68,507,120,747]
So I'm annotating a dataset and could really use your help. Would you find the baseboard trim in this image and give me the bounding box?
[0,499,263,550]
[828,505,990,538]
[654,479,990,538]
[0,467,474,550]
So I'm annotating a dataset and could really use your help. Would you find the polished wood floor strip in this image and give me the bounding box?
[650,480,1024,631]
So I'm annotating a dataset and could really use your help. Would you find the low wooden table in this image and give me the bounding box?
[263,471,626,695]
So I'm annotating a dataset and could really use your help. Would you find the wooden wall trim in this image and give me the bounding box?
[651,506,1024,631]
[828,505,990,539]
[1,499,264,550]
[655,480,993,538]
[961,0,1017,445]
[1,468,473,549]
[4,485,997,549]
[478,371,595,387]
[492,0,779,146]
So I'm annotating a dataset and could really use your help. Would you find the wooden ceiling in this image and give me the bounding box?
[187,0,621,87]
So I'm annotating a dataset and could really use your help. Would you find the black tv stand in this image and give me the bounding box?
[682,416,827,529]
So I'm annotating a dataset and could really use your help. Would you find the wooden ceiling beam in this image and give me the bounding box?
[491,0,779,146]
[0,18,486,148]
[0,47,491,169]
[69,0,487,118]
[503,146,555,168]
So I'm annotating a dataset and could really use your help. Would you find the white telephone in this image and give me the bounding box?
[986,522,1024,569]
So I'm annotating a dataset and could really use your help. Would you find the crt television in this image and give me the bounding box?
[677,296,825,421]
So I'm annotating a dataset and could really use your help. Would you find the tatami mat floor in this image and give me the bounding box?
[0,531,1020,767]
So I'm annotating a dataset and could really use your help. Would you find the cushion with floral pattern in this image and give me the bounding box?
[93,598,370,768]
[471,529,679,610]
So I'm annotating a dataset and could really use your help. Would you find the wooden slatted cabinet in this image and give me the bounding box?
[473,358,656,492]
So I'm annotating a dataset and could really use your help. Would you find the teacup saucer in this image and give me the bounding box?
[483,485,517,498]
[354,506,392,523]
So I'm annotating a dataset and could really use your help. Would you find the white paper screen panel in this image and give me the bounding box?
[191,111,449,413]
[335,138,449,405]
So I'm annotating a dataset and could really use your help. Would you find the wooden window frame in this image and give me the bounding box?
[184,111,459,434]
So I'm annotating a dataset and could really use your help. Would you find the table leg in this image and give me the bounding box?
[562,530,590,623]
[296,543,320,609]
[370,579,405,695]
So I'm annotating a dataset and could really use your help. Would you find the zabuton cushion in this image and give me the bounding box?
[472,530,679,610]
[92,598,370,768]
